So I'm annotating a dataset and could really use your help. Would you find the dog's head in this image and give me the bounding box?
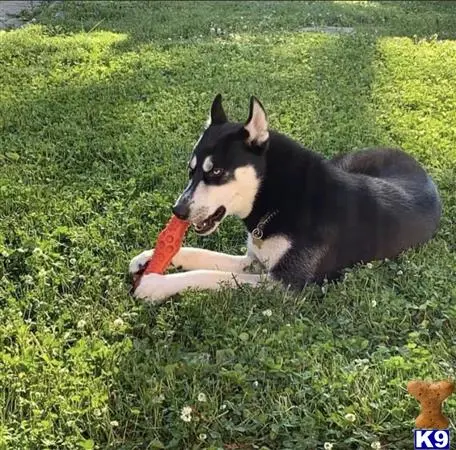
[173,94,269,235]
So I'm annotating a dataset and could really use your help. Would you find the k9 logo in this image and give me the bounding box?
[414,429,450,450]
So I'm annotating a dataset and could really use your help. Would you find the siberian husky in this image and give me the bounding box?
[130,94,441,303]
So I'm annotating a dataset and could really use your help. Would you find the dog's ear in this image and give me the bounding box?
[207,93,228,126]
[244,96,269,148]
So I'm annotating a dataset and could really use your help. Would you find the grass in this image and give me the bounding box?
[1,1,456,449]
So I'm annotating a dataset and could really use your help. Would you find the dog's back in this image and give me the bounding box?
[332,147,441,248]
[260,138,441,286]
[314,147,441,281]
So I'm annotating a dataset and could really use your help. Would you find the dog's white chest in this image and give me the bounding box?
[247,234,291,270]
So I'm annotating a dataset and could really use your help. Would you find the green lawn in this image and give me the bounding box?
[1,1,456,449]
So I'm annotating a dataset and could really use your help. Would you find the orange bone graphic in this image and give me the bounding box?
[407,380,454,429]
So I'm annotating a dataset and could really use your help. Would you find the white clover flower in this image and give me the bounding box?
[110,420,119,427]
[113,318,124,327]
[220,404,227,410]
[371,442,381,449]
[262,309,272,317]
[253,380,259,388]
[198,433,207,441]
[154,394,165,404]
[397,270,403,276]
[23,275,34,285]
[180,406,192,422]
[344,413,356,422]
[324,443,333,450]
[197,393,207,402]
[77,319,86,329]
[366,262,373,269]
[371,299,377,307]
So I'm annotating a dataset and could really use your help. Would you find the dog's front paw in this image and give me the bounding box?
[133,273,173,304]
[129,250,154,275]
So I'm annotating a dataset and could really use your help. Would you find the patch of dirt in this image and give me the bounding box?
[301,26,355,34]
[0,0,42,30]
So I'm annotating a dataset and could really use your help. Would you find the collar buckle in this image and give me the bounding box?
[252,227,263,240]
[251,209,278,244]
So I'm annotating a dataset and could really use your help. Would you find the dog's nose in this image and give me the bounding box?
[172,203,190,220]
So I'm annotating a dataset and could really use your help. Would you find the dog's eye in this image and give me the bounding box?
[211,168,223,177]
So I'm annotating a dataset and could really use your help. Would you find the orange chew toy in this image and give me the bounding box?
[143,215,190,275]
[132,215,190,290]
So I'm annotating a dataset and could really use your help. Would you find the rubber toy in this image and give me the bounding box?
[132,215,190,290]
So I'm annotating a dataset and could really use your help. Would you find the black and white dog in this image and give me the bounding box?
[130,94,441,303]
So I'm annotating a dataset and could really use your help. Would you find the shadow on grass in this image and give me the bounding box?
[1,24,384,184]
[295,32,385,155]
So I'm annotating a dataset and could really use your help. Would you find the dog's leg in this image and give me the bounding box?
[172,248,258,272]
[129,248,259,275]
[133,270,268,304]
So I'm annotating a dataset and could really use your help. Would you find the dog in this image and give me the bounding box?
[129,94,441,303]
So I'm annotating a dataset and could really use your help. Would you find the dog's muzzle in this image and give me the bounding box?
[172,202,190,220]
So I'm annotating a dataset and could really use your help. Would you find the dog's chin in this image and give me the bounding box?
[193,206,226,236]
